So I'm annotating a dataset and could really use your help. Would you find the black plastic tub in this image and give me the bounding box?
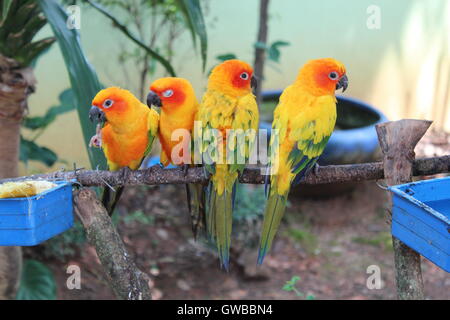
[260,90,388,196]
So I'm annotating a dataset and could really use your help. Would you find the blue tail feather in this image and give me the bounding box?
[264,165,271,197]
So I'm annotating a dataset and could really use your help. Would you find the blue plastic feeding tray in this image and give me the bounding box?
[0,181,74,246]
[389,177,450,273]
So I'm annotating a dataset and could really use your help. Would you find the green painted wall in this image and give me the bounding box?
[24,0,446,173]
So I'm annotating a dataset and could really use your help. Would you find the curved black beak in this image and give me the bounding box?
[147,91,162,108]
[336,74,349,92]
[251,76,258,90]
[89,106,106,123]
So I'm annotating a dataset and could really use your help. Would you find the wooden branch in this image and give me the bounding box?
[1,156,449,187]
[376,119,430,300]
[73,188,152,300]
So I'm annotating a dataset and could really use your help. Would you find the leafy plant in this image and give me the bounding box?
[212,39,289,73]
[254,40,290,64]
[84,0,208,100]
[178,0,207,70]
[20,137,58,167]
[16,260,56,300]
[215,53,237,62]
[85,0,176,76]
[21,88,76,167]
[0,0,55,67]
[0,0,61,168]
[23,89,75,131]
[282,276,315,300]
[39,0,209,170]
[40,0,106,170]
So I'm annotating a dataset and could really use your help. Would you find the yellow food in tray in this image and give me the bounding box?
[0,181,57,199]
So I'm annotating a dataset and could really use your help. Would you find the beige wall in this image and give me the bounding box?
[23,0,449,173]
[368,0,450,131]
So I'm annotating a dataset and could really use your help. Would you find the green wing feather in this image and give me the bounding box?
[143,108,159,159]
[200,91,259,269]
[258,117,333,264]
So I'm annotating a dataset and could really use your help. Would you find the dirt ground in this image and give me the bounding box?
[27,130,450,300]
[41,180,447,300]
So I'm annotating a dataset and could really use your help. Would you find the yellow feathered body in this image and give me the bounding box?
[197,60,259,269]
[155,81,198,166]
[258,58,347,264]
[198,91,258,195]
[269,88,337,196]
[149,77,206,238]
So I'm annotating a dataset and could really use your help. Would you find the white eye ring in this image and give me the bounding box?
[240,72,249,80]
[329,72,339,80]
[162,89,174,98]
[103,99,114,108]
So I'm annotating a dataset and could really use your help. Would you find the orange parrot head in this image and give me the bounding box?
[207,59,257,98]
[89,87,143,126]
[296,58,348,96]
[147,77,196,112]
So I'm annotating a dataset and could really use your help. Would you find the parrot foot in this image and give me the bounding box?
[89,123,103,148]
[150,163,164,169]
[181,164,190,177]
[89,134,102,148]
[119,166,132,182]
[202,166,210,180]
[313,163,320,176]
[148,163,164,175]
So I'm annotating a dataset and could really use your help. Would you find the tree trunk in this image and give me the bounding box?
[73,188,152,300]
[253,0,270,106]
[0,55,36,300]
[376,119,431,300]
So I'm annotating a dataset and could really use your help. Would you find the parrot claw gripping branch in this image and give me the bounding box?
[1,58,449,300]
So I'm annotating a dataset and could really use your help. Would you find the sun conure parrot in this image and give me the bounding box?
[258,58,348,265]
[196,59,259,269]
[89,87,159,215]
[146,77,206,239]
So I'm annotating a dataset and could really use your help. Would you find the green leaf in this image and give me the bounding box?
[176,0,197,47]
[19,13,48,45]
[0,0,52,67]
[282,284,293,291]
[85,0,176,77]
[254,41,268,50]
[267,40,290,63]
[23,88,75,130]
[177,0,208,71]
[16,260,57,300]
[5,1,40,36]
[20,136,58,167]
[216,53,237,62]
[23,115,56,131]
[39,0,106,169]
[0,0,13,25]
[16,37,56,67]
